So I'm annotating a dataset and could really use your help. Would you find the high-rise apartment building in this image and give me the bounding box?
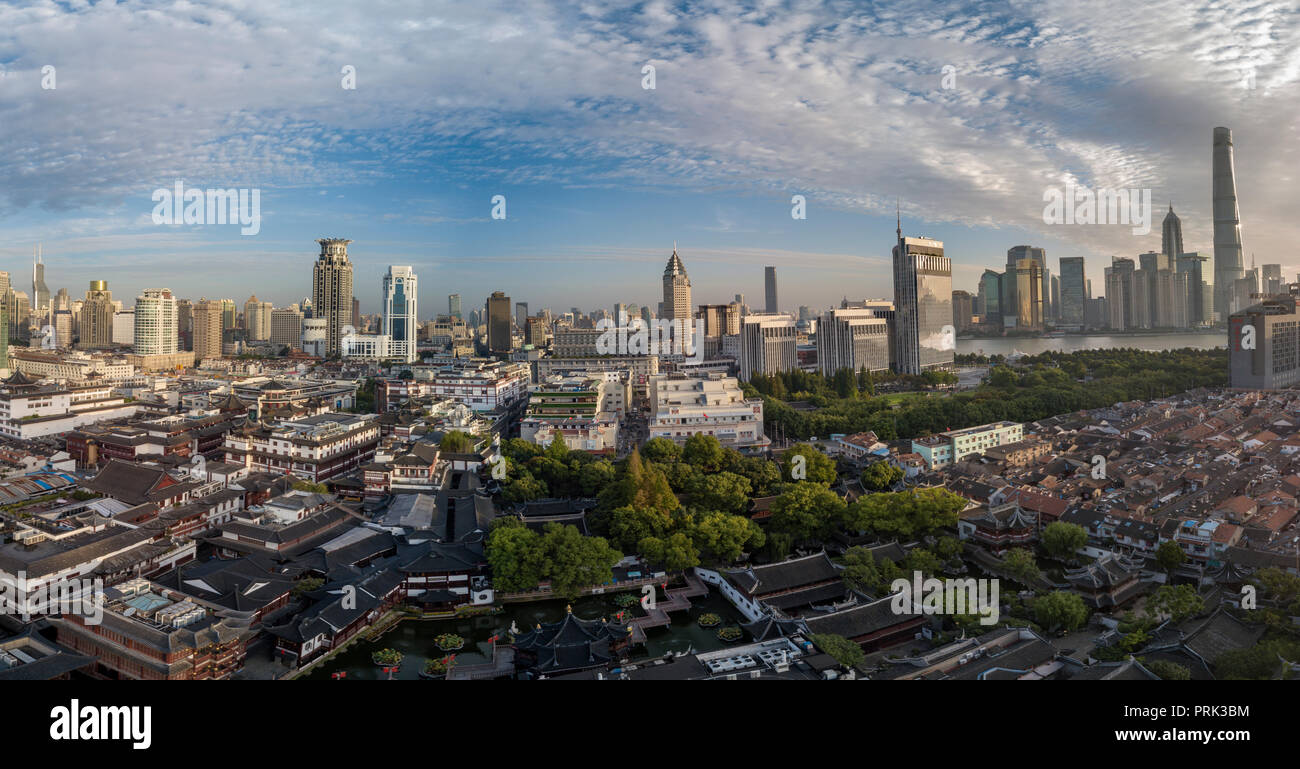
[312,238,354,356]
[134,288,178,355]
[193,299,224,362]
[383,265,418,364]
[244,295,273,341]
[78,281,115,350]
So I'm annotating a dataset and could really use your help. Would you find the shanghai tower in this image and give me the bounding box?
[1213,127,1245,320]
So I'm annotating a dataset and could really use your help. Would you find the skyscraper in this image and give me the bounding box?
[1006,246,1048,325]
[383,265,418,363]
[1058,257,1086,326]
[1263,264,1283,295]
[662,246,692,325]
[892,217,953,374]
[312,238,354,356]
[270,307,304,352]
[78,281,115,349]
[978,269,1002,326]
[32,245,49,325]
[1161,205,1184,265]
[516,302,529,330]
[134,288,178,355]
[1176,253,1209,325]
[486,291,512,355]
[448,294,462,319]
[1015,259,1044,330]
[193,299,224,363]
[764,266,778,314]
[244,295,272,341]
[1213,127,1245,320]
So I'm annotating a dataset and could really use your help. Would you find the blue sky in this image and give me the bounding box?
[1,0,1297,317]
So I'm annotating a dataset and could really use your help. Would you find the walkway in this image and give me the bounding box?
[627,573,708,643]
[445,644,515,680]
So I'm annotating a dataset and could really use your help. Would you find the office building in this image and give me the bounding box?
[383,265,418,364]
[1058,257,1086,326]
[893,220,953,373]
[270,307,304,352]
[486,291,512,355]
[764,266,778,314]
[78,281,116,350]
[739,314,797,380]
[817,307,892,376]
[312,238,354,356]
[662,247,692,325]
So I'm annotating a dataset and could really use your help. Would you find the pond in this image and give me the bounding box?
[297,589,748,680]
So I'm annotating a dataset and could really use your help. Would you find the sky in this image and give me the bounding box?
[1,0,1298,318]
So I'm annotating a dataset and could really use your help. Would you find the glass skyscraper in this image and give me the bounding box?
[892,220,953,374]
[383,265,418,363]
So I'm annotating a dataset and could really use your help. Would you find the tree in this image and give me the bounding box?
[608,505,671,552]
[440,431,474,453]
[637,532,700,572]
[1146,659,1191,680]
[768,483,845,541]
[903,548,943,578]
[1002,547,1041,584]
[1041,521,1088,561]
[486,520,546,593]
[577,460,617,497]
[1155,541,1186,574]
[682,433,726,472]
[292,481,329,494]
[810,633,864,669]
[689,511,765,564]
[781,443,837,485]
[540,523,622,601]
[860,461,904,491]
[640,437,682,464]
[840,488,966,538]
[1033,591,1089,632]
[1145,584,1205,624]
[687,471,751,515]
[292,577,325,596]
[840,547,884,592]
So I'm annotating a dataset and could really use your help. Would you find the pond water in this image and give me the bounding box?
[297,590,747,680]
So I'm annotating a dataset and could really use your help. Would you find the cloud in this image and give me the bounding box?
[1,0,1298,301]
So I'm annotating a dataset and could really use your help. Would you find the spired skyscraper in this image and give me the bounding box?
[32,245,49,326]
[383,266,418,364]
[312,238,354,357]
[892,215,953,374]
[661,245,692,325]
[1213,127,1245,321]
[1161,205,1184,265]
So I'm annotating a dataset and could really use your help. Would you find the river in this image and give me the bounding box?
[956,331,1225,357]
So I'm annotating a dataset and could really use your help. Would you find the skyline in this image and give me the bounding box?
[2,0,1299,313]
